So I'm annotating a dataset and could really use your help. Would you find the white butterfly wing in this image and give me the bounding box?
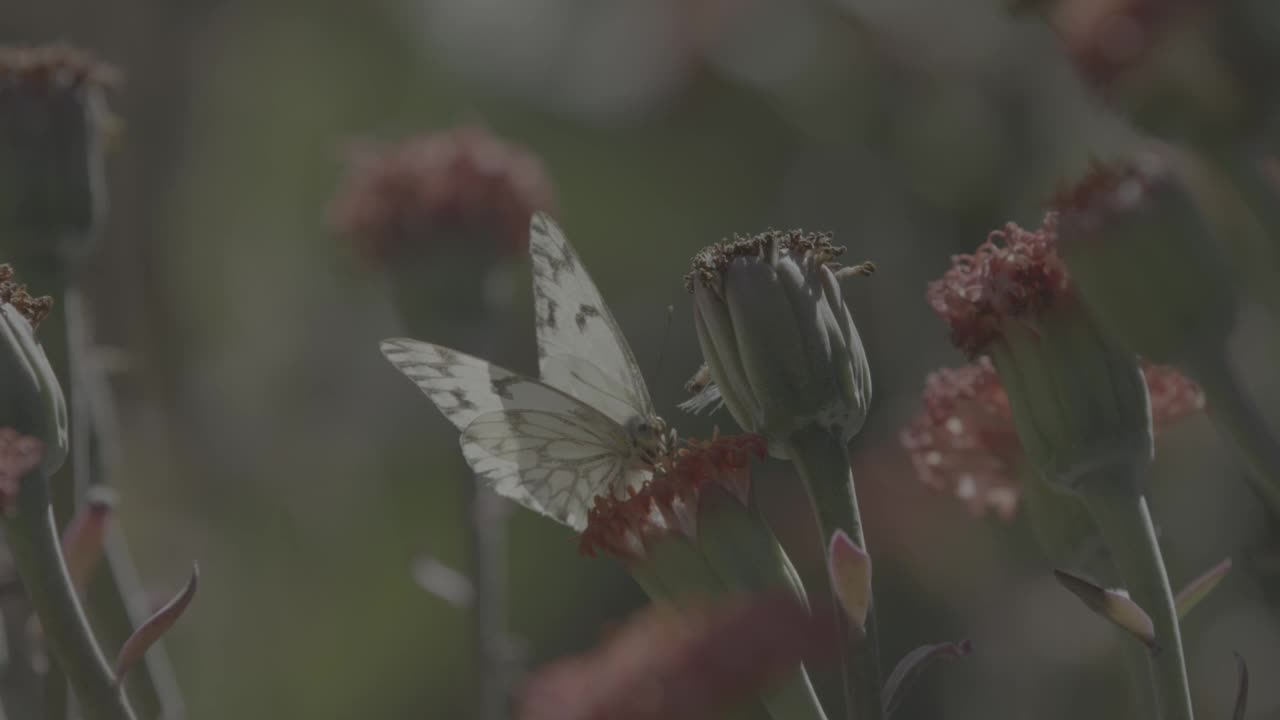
[529,213,656,425]
[380,338,647,530]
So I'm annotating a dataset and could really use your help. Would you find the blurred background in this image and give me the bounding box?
[3,0,1279,718]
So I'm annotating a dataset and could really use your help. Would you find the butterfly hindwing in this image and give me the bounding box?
[461,410,646,530]
[529,212,655,426]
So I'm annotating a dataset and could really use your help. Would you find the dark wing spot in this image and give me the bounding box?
[491,376,520,400]
[450,388,477,412]
[575,304,600,332]
[543,298,558,330]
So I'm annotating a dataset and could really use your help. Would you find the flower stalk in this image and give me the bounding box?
[787,428,882,720]
[928,212,1195,719]
[1076,469,1192,720]
[3,460,135,720]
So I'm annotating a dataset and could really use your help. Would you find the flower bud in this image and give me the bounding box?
[927,215,1152,494]
[0,266,66,476]
[1055,155,1236,365]
[685,231,872,458]
[0,46,115,267]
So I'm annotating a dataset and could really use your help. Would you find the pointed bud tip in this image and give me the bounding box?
[828,530,872,629]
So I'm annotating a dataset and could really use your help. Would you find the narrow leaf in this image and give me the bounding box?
[411,556,474,608]
[1054,569,1156,648]
[114,564,198,682]
[60,487,116,591]
[1232,653,1248,720]
[827,530,871,629]
[1174,557,1231,619]
[882,640,973,716]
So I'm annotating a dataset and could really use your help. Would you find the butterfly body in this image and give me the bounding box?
[383,213,668,531]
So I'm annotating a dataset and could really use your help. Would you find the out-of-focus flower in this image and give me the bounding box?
[516,593,835,720]
[900,358,1202,519]
[685,230,871,459]
[0,45,116,264]
[1043,0,1277,147]
[1055,155,1235,366]
[1056,154,1280,515]
[330,125,556,265]
[0,265,66,477]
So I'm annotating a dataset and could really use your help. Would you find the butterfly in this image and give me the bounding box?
[381,212,672,531]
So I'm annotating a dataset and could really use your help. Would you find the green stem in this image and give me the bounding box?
[2,467,135,720]
[1078,470,1193,720]
[1020,468,1159,719]
[787,429,883,720]
[1188,350,1280,517]
[63,287,185,719]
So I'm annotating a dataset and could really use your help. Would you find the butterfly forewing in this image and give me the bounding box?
[529,212,656,425]
[380,337,645,530]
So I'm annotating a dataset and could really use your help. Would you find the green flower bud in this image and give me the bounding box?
[1055,155,1236,366]
[685,231,872,458]
[927,216,1152,494]
[0,266,67,477]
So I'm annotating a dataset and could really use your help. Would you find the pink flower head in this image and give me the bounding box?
[579,434,768,561]
[900,358,1021,519]
[927,214,1072,357]
[517,593,835,720]
[901,359,1203,519]
[0,45,119,95]
[330,125,556,264]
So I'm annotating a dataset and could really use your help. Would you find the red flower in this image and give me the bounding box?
[927,214,1072,357]
[901,360,1202,519]
[517,593,835,720]
[579,434,767,561]
[330,125,556,264]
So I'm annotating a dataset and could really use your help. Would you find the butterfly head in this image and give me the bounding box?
[628,415,675,468]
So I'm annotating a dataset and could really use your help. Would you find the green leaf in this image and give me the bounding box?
[882,640,972,717]
[1174,557,1231,619]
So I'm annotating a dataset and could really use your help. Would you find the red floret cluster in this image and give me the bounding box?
[927,214,1071,357]
[901,358,1203,519]
[579,434,767,561]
